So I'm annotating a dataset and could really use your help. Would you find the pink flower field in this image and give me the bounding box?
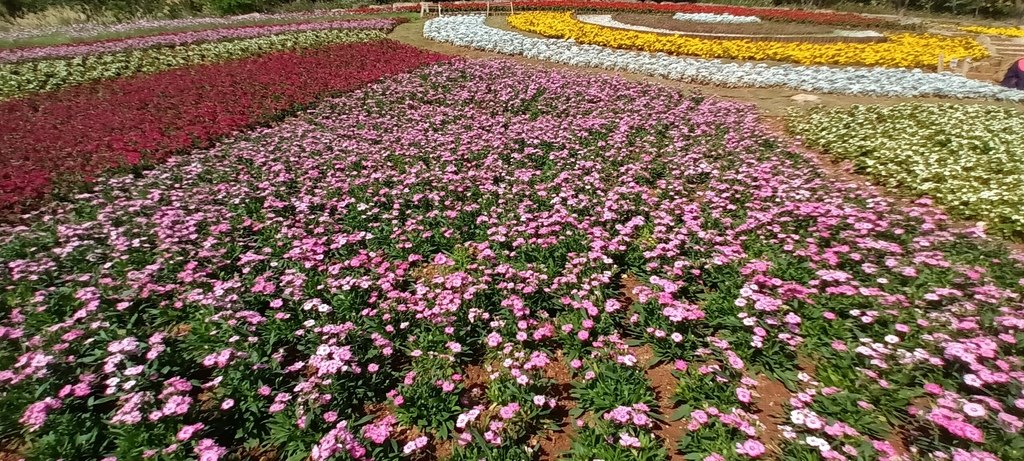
[2,59,1024,461]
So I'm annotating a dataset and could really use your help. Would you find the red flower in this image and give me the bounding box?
[0,40,449,213]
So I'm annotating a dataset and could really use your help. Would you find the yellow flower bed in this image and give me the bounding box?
[508,11,988,68]
[960,25,1024,38]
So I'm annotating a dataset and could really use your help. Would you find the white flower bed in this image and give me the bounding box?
[673,12,762,24]
[423,15,1024,101]
[832,30,884,38]
[577,14,674,34]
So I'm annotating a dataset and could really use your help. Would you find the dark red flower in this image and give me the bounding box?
[0,40,449,213]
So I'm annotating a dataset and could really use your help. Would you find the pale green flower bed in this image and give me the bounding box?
[0,28,384,100]
[789,103,1024,238]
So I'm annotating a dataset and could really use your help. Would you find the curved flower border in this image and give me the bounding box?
[673,12,762,24]
[578,14,836,39]
[960,25,1024,38]
[508,11,986,69]
[423,15,1023,101]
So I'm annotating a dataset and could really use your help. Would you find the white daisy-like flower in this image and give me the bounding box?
[423,15,1024,101]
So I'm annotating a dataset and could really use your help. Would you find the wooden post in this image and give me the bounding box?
[486,1,490,16]
[938,53,945,72]
[510,1,515,15]
[961,59,972,76]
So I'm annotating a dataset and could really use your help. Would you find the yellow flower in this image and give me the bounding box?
[508,12,988,69]
[960,25,1024,38]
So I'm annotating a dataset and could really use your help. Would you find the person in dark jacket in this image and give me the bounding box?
[1002,58,1024,90]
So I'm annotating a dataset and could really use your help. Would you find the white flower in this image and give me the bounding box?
[673,12,761,24]
[805,436,828,448]
[423,15,1024,101]
[963,402,987,417]
[576,14,757,33]
[964,373,984,387]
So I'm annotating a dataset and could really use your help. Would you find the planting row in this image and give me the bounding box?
[507,11,985,68]
[576,15,884,44]
[614,13,852,37]
[2,59,1022,461]
[673,12,762,24]
[959,25,1024,38]
[789,103,1024,239]
[424,15,1023,100]
[0,19,405,64]
[0,28,389,100]
[0,40,447,213]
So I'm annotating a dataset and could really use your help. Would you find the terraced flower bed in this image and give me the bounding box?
[0,19,406,64]
[424,15,1022,101]
[0,39,446,213]
[2,59,1024,461]
[507,11,985,68]
[789,103,1024,239]
[0,26,397,100]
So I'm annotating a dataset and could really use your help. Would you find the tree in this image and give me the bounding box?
[893,0,909,17]
[0,0,23,17]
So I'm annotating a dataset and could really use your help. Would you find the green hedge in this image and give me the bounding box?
[0,28,383,99]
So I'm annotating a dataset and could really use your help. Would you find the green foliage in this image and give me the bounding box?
[567,424,668,461]
[570,361,656,414]
[673,366,739,412]
[199,0,277,15]
[448,442,534,461]
[393,358,463,439]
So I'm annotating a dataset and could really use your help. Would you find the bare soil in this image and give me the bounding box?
[620,273,644,305]
[751,375,793,455]
[537,351,576,461]
[645,360,688,460]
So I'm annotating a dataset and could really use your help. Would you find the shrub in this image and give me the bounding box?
[199,0,279,15]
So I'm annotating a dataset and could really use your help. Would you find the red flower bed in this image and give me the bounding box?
[369,1,890,27]
[0,40,449,213]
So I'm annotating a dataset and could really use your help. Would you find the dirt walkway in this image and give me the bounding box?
[390,18,1022,116]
